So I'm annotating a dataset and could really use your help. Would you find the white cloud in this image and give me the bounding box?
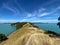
[20,19,27,22]
[0,17,57,23]
[38,6,60,17]
[38,8,45,13]
[28,19,57,23]
[41,0,57,7]
[20,18,57,23]
[37,8,50,17]
[3,3,17,14]
[1,0,59,21]
[22,6,60,22]
[26,13,32,17]
[57,6,60,9]
[51,6,60,13]
[0,19,20,23]
[39,13,49,17]
[1,0,23,15]
[15,0,27,14]
[2,3,21,15]
[25,8,46,18]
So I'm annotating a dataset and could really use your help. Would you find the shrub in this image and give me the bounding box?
[11,22,28,29]
[58,17,60,20]
[0,34,8,42]
[45,30,60,37]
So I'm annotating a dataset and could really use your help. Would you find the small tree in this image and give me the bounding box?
[57,17,60,28]
[58,17,60,20]
[11,22,27,29]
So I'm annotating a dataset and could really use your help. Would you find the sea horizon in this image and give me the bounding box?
[0,22,60,36]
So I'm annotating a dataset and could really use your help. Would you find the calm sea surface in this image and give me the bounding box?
[0,24,16,35]
[34,23,60,34]
[0,23,60,35]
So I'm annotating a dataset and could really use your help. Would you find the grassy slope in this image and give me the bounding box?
[0,23,60,45]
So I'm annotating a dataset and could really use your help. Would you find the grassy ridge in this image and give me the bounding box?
[11,22,34,29]
[0,22,60,45]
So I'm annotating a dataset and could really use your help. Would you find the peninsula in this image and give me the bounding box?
[0,22,60,45]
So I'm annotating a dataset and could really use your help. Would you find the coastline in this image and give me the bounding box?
[0,22,60,45]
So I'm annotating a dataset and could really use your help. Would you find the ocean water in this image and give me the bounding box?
[0,24,16,36]
[34,23,60,34]
[0,23,60,36]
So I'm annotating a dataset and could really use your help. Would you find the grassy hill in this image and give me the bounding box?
[0,22,60,45]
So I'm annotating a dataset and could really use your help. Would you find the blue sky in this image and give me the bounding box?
[0,0,60,23]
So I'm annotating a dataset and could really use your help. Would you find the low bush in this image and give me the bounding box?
[0,34,8,42]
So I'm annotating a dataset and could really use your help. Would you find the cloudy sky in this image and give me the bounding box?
[0,0,60,23]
